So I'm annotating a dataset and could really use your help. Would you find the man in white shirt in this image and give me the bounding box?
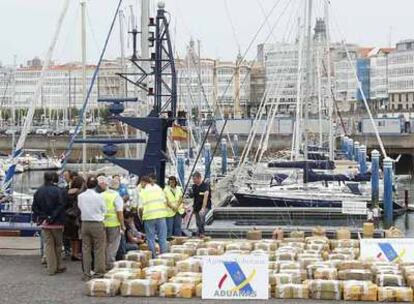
[78,176,106,280]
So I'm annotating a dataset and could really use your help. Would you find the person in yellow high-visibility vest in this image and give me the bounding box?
[101,177,125,269]
[139,175,169,258]
[164,176,184,237]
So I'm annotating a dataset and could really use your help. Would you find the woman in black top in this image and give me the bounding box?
[64,176,85,261]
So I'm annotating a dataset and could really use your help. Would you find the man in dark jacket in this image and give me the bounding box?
[32,172,67,275]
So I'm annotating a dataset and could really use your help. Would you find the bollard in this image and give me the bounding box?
[343,136,349,155]
[204,143,211,179]
[221,138,228,175]
[189,146,194,159]
[371,150,380,205]
[233,134,239,161]
[348,138,354,160]
[383,157,393,227]
[359,145,367,174]
[340,136,346,153]
[354,141,360,162]
[177,153,185,187]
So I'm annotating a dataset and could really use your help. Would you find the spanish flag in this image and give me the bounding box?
[171,124,188,141]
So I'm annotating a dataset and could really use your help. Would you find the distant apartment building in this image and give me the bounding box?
[0,58,128,112]
[388,40,414,111]
[369,48,393,110]
[176,40,251,119]
[249,62,265,117]
[216,59,251,118]
[264,42,299,114]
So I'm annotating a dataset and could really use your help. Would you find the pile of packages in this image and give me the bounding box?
[85,230,414,301]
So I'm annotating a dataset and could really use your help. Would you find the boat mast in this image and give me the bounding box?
[138,0,150,158]
[294,15,305,160]
[303,0,313,183]
[119,9,129,157]
[81,0,87,173]
[325,0,334,161]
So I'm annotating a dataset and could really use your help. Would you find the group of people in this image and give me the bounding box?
[32,169,211,280]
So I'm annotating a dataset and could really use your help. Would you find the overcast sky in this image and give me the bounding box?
[1,0,414,66]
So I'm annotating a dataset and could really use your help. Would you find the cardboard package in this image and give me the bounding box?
[246,229,262,240]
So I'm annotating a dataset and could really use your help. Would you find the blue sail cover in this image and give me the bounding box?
[307,169,371,183]
[268,160,335,170]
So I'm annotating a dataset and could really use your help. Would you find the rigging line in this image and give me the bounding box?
[61,0,124,169]
[256,0,277,43]
[238,0,298,168]
[330,7,386,155]
[224,0,241,53]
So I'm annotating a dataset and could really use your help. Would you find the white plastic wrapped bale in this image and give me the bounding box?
[378,287,413,302]
[170,272,202,285]
[298,257,322,269]
[124,250,151,267]
[305,236,329,244]
[170,245,196,256]
[376,274,405,287]
[306,262,335,279]
[282,242,306,250]
[305,243,328,252]
[343,280,377,301]
[224,249,251,255]
[205,241,227,252]
[176,258,202,273]
[333,247,359,259]
[196,247,221,256]
[149,258,175,267]
[143,265,174,284]
[328,253,353,261]
[270,272,302,286]
[279,262,302,271]
[85,278,121,297]
[274,283,309,299]
[159,282,196,298]
[338,269,374,281]
[120,279,158,297]
[307,279,342,300]
[225,241,253,251]
[104,269,142,282]
[254,240,279,252]
[279,269,307,281]
[314,268,338,280]
[112,260,141,269]
[269,261,279,271]
[275,251,296,261]
[337,260,371,271]
[330,239,359,250]
[158,252,189,263]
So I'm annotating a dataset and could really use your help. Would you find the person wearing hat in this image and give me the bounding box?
[139,175,169,258]
[101,176,125,269]
[164,176,184,237]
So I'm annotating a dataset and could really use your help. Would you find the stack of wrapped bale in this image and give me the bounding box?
[159,272,202,298]
[343,280,378,301]
[104,268,142,282]
[120,279,158,297]
[85,279,121,297]
[124,250,152,267]
[307,279,342,300]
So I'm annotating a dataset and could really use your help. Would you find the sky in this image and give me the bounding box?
[1,0,414,66]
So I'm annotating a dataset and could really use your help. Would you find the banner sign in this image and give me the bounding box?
[202,255,269,300]
[360,238,414,263]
